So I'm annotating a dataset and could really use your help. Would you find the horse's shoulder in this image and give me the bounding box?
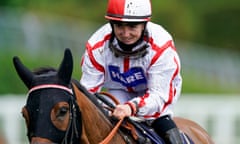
[173,116,204,129]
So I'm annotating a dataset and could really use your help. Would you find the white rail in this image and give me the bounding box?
[174,94,240,144]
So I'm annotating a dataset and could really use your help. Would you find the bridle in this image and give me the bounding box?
[25,84,82,144]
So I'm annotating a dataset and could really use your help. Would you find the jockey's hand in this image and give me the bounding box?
[112,104,132,120]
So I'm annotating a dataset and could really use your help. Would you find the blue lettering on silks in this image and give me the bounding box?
[108,65,147,87]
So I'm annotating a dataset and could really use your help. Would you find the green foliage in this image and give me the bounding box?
[0,49,81,94]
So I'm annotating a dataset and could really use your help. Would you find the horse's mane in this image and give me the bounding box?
[71,79,108,116]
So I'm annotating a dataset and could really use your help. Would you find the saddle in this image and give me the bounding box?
[118,117,164,144]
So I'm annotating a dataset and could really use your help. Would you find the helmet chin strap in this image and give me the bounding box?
[117,35,144,52]
[109,37,149,58]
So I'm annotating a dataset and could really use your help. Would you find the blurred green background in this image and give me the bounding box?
[0,0,240,94]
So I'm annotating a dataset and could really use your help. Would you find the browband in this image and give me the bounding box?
[28,84,73,95]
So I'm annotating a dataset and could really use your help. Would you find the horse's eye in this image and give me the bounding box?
[57,107,69,117]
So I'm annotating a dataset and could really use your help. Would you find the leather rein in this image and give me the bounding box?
[96,92,125,144]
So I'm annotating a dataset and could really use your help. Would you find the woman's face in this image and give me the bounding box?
[113,22,145,45]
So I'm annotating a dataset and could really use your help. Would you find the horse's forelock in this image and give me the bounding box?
[33,67,57,75]
[32,67,71,87]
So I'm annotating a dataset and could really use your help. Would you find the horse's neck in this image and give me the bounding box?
[72,84,127,144]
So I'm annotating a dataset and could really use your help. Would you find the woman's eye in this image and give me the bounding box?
[115,23,137,28]
[115,24,123,27]
[129,24,138,28]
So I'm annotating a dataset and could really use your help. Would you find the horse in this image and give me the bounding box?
[13,48,214,144]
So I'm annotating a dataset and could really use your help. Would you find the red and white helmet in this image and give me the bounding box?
[105,0,152,22]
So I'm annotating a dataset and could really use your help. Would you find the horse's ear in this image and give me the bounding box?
[13,56,34,89]
[57,48,73,85]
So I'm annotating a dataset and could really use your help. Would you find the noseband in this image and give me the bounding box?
[25,84,82,144]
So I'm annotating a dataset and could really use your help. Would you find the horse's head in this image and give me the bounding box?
[13,49,82,144]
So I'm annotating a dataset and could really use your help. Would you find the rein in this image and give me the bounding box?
[96,92,145,144]
[99,118,125,144]
[96,92,126,144]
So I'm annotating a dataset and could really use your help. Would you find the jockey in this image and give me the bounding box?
[80,0,183,143]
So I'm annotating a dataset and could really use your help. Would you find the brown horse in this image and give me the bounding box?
[13,48,214,144]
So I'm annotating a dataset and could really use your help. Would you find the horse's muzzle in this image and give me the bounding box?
[31,137,58,144]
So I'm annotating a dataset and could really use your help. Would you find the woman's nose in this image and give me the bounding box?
[120,26,131,37]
